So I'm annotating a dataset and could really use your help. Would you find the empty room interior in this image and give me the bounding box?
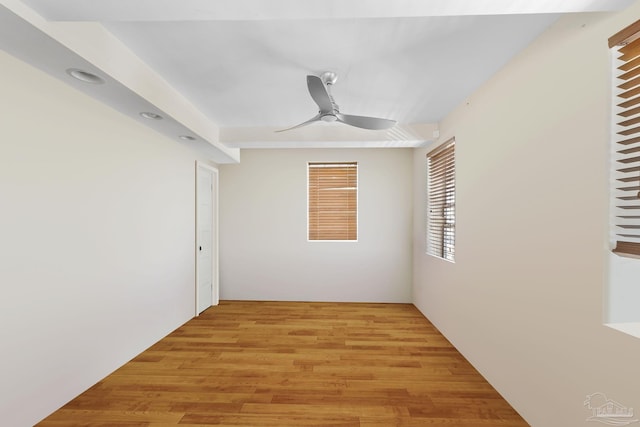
[3,0,640,426]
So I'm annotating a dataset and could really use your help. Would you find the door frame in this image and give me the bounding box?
[195,161,219,316]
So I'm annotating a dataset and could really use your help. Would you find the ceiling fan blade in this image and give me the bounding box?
[307,75,333,113]
[336,113,396,130]
[275,114,322,132]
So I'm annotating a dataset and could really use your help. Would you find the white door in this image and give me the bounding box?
[196,162,218,315]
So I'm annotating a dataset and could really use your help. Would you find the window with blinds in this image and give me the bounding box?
[427,139,455,261]
[308,162,357,241]
[609,19,640,257]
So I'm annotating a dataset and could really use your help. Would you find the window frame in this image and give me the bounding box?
[307,161,358,242]
[609,19,640,258]
[426,138,456,261]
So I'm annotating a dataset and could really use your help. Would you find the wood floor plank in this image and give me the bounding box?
[36,301,528,426]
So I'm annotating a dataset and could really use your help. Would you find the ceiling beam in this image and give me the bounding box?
[1,0,240,163]
[221,123,438,149]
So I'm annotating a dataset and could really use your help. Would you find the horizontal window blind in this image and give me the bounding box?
[610,20,640,257]
[308,162,357,241]
[427,139,455,261]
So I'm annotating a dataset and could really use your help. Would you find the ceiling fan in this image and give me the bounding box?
[276,71,396,132]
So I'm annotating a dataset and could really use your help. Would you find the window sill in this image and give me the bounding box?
[612,250,640,260]
[605,322,640,339]
[425,253,455,263]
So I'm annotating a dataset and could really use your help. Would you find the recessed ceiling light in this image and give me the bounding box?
[66,68,104,84]
[179,135,196,141]
[140,112,163,120]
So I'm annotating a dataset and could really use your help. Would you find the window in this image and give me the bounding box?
[609,19,640,257]
[308,162,357,241]
[427,139,455,261]
[606,19,640,338]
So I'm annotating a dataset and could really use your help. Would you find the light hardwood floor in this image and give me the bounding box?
[37,301,528,426]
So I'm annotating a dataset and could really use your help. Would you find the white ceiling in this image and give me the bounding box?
[102,15,555,128]
[1,0,635,160]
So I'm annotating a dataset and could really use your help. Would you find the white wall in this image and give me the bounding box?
[0,51,211,426]
[413,4,640,426]
[607,254,640,324]
[219,148,413,302]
